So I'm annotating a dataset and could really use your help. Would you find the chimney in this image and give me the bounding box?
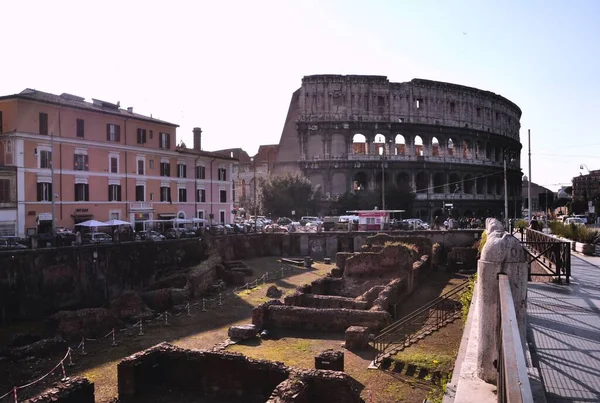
[127,107,133,114]
[193,127,202,151]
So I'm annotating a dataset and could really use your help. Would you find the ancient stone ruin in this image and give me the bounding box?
[252,234,432,335]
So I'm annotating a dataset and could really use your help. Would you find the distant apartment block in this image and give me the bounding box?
[0,89,236,236]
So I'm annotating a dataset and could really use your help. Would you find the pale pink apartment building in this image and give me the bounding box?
[0,89,236,237]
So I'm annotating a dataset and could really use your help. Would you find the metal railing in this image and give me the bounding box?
[372,279,470,361]
[497,274,533,403]
[518,229,571,283]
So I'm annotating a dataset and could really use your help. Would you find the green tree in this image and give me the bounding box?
[259,174,319,218]
[382,184,415,215]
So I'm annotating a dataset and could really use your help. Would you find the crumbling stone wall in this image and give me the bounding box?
[0,239,206,324]
[343,243,417,280]
[117,342,363,403]
[284,292,368,310]
[24,377,94,403]
[254,304,391,332]
[365,233,433,257]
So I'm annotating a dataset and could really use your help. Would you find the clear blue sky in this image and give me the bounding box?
[3,0,600,191]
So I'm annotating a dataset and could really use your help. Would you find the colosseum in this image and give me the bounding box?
[273,75,523,221]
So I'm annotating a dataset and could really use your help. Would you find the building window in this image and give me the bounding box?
[110,156,118,173]
[159,132,171,149]
[137,128,147,144]
[0,179,10,202]
[135,185,145,201]
[177,163,187,178]
[220,189,227,203]
[197,188,206,203]
[196,165,205,179]
[108,184,122,201]
[218,167,227,181]
[137,159,145,175]
[149,160,154,169]
[476,107,481,118]
[0,111,3,134]
[74,154,89,171]
[449,102,456,113]
[197,210,204,220]
[219,210,225,224]
[37,182,52,201]
[76,119,85,138]
[74,183,89,201]
[39,113,48,135]
[178,187,187,202]
[40,150,52,169]
[106,124,121,142]
[150,192,154,201]
[160,162,171,177]
[160,186,171,202]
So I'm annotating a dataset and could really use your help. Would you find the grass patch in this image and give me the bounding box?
[392,351,455,373]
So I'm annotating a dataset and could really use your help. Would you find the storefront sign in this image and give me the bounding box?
[134,213,150,220]
[38,213,53,221]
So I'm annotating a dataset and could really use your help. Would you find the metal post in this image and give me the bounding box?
[504,154,509,229]
[382,156,386,211]
[528,129,532,219]
[50,132,56,236]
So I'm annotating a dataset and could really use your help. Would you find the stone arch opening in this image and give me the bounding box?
[307,135,323,159]
[415,172,428,193]
[486,143,494,160]
[0,142,4,166]
[414,135,424,156]
[375,170,388,188]
[394,134,406,155]
[494,147,503,162]
[464,210,473,218]
[462,139,473,159]
[447,137,455,157]
[241,179,246,198]
[476,177,485,194]
[331,172,347,195]
[433,173,445,194]
[374,133,386,155]
[352,134,367,155]
[396,172,410,188]
[431,137,440,157]
[487,176,495,194]
[476,209,485,218]
[496,177,504,195]
[354,171,368,191]
[449,173,461,192]
[475,141,483,159]
[464,175,475,194]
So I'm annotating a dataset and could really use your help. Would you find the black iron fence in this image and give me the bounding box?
[517,229,571,283]
[497,274,533,402]
[372,279,469,363]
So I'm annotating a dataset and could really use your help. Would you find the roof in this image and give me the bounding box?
[0,89,178,127]
[176,146,239,161]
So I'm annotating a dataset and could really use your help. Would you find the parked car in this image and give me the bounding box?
[0,236,28,250]
[83,232,113,244]
[565,217,585,226]
[136,230,165,241]
[164,228,195,239]
[277,217,292,226]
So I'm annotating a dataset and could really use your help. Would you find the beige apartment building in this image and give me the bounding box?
[0,89,236,236]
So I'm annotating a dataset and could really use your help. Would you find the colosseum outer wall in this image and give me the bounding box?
[274,75,523,220]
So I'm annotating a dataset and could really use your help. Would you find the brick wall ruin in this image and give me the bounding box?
[117,342,363,403]
[24,377,94,403]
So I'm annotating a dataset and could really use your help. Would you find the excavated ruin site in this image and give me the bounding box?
[0,232,476,402]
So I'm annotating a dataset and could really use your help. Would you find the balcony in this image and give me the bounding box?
[414,193,504,201]
[130,202,153,211]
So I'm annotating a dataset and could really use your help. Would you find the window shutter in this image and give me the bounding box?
[85,184,90,201]
[143,130,146,143]
[166,163,170,177]
[117,185,122,201]
[106,124,110,141]
[137,129,141,144]
[84,155,89,170]
[37,183,42,201]
[108,185,112,201]
[73,154,77,170]
[166,133,171,149]
[49,183,53,201]
[183,165,187,178]
[115,125,121,142]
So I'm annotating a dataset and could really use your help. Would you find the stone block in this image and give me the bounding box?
[266,285,282,298]
[315,349,344,372]
[24,376,94,403]
[228,324,258,340]
[344,326,370,350]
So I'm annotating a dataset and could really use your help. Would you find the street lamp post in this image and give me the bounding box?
[250,157,257,222]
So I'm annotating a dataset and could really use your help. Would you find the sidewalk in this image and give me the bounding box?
[527,252,600,402]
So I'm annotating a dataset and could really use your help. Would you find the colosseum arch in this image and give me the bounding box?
[487,176,496,194]
[447,138,455,157]
[394,134,406,155]
[415,172,428,193]
[331,172,347,195]
[375,170,389,187]
[414,135,424,157]
[486,143,494,160]
[374,133,386,155]
[449,173,461,192]
[241,179,246,198]
[433,173,445,194]
[475,140,483,159]
[308,173,325,191]
[476,177,485,194]
[464,174,475,194]
[307,134,323,159]
[431,137,440,157]
[396,172,410,188]
[353,171,368,191]
[331,133,346,157]
[462,139,473,159]
[352,134,367,155]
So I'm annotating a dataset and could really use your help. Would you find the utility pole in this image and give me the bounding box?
[504,152,509,229]
[528,129,531,219]
[50,132,56,236]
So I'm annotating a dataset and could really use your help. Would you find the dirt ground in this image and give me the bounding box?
[0,258,464,403]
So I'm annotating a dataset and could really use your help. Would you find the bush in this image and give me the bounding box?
[547,221,600,243]
[460,274,477,323]
[515,219,528,230]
